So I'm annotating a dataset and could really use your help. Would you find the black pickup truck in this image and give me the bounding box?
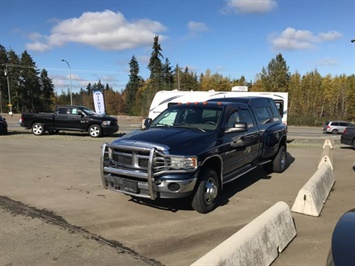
[20,105,119,137]
[100,97,287,213]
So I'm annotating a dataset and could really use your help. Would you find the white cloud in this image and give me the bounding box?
[188,21,208,33]
[317,58,339,66]
[318,31,342,41]
[269,27,342,51]
[25,10,167,52]
[223,0,278,14]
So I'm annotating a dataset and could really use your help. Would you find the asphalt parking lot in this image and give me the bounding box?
[1,115,354,266]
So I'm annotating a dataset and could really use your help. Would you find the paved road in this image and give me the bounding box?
[1,115,354,266]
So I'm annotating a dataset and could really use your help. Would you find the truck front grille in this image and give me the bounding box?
[109,146,167,173]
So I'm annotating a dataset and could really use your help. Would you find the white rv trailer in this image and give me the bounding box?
[148,89,289,124]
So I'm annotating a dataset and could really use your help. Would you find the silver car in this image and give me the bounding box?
[322,121,355,134]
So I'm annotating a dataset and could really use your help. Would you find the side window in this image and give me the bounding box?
[332,122,339,126]
[274,100,284,118]
[226,111,240,128]
[239,109,255,128]
[254,107,272,124]
[58,108,67,114]
[340,122,348,127]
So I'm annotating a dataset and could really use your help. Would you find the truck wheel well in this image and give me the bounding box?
[280,136,287,149]
[200,156,222,189]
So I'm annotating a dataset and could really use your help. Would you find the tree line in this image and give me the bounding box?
[1,37,354,126]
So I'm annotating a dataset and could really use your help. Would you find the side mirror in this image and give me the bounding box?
[143,118,153,128]
[225,122,247,133]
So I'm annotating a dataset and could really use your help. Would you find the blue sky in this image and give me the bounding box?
[1,0,354,94]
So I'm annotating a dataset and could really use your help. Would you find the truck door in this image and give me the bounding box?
[239,107,260,163]
[221,109,248,175]
[54,107,83,130]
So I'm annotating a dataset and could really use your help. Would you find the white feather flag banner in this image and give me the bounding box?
[93,90,105,115]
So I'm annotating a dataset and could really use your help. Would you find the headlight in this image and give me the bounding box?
[102,120,111,126]
[169,156,197,170]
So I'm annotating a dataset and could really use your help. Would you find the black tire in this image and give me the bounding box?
[88,124,102,138]
[352,139,355,150]
[32,123,45,136]
[331,129,338,135]
[191,168,219,214]
[273,145,287,173]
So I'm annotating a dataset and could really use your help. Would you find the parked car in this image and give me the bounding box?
[0,115,8,134]
[340,126,355,149]
[322,121,355,135]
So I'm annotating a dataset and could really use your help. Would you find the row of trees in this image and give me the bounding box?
[1,37,354,126]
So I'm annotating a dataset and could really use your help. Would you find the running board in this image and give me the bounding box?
[254,159,272,166]
[223,164,257,185]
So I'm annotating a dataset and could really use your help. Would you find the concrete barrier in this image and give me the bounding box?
[291,162,335,217]
[318,139,334,170]
[191,202,296,266]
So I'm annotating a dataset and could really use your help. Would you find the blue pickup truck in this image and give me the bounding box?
[19,105,119,137]
[100,97,287,213]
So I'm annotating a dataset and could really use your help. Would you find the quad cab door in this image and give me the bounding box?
[220,106,260,179]
[54,107,87,130]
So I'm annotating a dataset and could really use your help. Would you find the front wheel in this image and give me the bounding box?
[191,168,220,214]
[352,139,355,150]
[32,123,45,136]
[88,124,102,138]
[273,145,287,173]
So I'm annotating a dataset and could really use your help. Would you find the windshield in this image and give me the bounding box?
[150,105,222,131]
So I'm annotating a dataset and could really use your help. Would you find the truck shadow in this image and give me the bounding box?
[219,152,295,207]
[4,130,32,136]
[4,130,126,138]
[128,152,295,213]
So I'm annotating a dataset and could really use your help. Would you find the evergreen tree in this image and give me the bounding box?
[39,69,55,111]
[125,56,143,115]
[6,50,21,113]
[147,35,163,90]
[19,51,41,112]
[260,53,290,92]
[162,58,174,89]
[178,66,199,91]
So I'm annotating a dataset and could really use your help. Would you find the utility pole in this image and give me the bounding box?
[4,65,12,115]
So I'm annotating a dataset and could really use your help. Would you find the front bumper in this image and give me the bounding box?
[100,142,198,199]
[102,124,119,135]
[102,172,197,199]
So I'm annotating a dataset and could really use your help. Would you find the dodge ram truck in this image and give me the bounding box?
[20,105,119,137]
[100,96,287,213]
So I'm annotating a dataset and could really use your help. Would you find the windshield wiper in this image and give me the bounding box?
[182,124,206,132]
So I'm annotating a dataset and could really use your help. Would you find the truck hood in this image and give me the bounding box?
[111,127,217,155]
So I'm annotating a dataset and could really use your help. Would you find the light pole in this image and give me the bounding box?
[61,59,73,105]
[4,66,12,115]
